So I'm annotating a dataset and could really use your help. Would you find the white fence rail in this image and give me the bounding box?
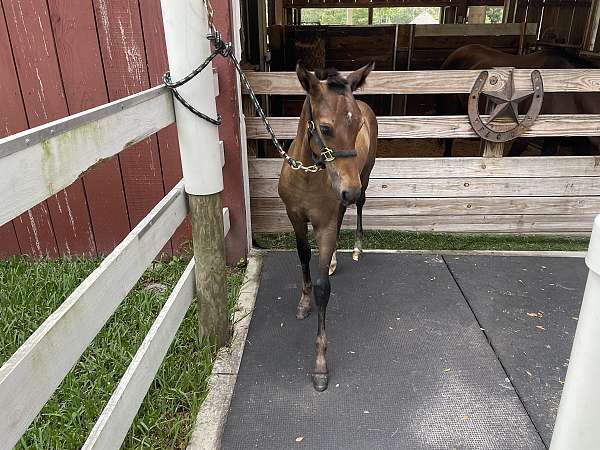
[0,1,232,448]
[0,86,174,226]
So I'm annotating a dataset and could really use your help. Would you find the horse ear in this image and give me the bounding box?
[347,61,375,92]
[296,61,320,95]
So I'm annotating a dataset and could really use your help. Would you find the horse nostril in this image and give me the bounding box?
[341,189,360,205]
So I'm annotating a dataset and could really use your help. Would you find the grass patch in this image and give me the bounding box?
[255,230,589,252]
[0,256,245,449]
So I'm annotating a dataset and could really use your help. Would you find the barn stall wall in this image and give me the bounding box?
[0,0,247,263]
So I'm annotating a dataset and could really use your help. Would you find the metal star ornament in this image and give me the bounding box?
[484,71,534,123]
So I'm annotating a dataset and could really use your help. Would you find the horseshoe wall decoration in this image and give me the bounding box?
[468,69,544,143]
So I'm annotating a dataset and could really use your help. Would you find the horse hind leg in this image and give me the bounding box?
[328,251,337,276]
[293,221,312,320]
[352,190,366,262]
[329,205,347,276]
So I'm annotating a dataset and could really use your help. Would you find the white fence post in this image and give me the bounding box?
[160,0,230,346]
[550,215,600,450]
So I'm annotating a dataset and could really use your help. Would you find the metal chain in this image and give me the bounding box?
[163,20,323,174]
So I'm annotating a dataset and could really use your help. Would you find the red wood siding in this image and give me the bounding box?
[0,0,246,259]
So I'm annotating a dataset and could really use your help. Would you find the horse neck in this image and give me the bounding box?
[290,99,316,164]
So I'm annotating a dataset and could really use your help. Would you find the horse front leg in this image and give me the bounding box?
[312,226,337,391]
[352,189,366,262]
[292,220,312,320]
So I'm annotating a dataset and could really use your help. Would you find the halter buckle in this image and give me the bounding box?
[321,148,336,162]
[307,120,316,132]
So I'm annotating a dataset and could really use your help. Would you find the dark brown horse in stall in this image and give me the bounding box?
[438,44,600,157]
[278,62,377,391]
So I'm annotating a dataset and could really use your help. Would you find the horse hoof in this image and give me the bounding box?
[312,374,329,392]
[352,247,362,262]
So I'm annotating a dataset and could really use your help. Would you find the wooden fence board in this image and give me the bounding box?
[245,114,600,139]
[49,0,131,255]
[243,69,600,95]
[82,259,196,450]
[252,212,595,233]
[82,208,230,449]
[0,181,187,448]
[249,156,600,179]
[0,87,175,228]
[3,0,61,257]
[93,0,167,237]
[251,196,600,216]
[250,177,600,198]
[0,3,25,256]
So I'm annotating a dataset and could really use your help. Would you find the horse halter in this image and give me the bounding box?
[306,96,358,168]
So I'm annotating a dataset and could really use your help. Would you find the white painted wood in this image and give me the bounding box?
[231,0,253,253]
[0,181,188,448]
[213,69,220,97]
[551,216,600,449]
[0,87,174,226]
[82,259,196,450]
[220,141,225,168]
[249,157,600,179]
[223,207,231,237]
[160,0,223,196]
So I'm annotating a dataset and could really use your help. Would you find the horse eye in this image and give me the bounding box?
[319,124,333,136]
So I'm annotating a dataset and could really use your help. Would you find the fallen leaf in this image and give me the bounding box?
[527,312,538,317]
[295,436,304,443]
[443,368,451,372]
[536,325,546,331]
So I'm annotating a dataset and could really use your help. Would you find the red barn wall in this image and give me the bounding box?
[0,0,247,262]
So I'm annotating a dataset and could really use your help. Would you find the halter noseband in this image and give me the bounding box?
[306,96,358,168]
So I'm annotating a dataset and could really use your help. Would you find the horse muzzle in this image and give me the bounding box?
[339,187,361,206]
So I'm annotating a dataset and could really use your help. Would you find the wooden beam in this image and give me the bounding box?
[245,114,600,139]
[0,86,174,227]
[249,156,600,179]
[252,212,595,233]
[243,69,600,95]
[0,181,188,448]
[250,176,600,198]
[252,196,600,216]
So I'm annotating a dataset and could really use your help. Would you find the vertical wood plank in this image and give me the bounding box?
[5,0,96,257]
[138,0,190,254]
[48,0,131,255]
[0,2,23,257]
[2,0,59,257]
[93,0,168,252]
[483,141,506,158]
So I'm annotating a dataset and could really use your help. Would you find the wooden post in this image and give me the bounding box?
[483,141,505,158]
[160,0,230,346]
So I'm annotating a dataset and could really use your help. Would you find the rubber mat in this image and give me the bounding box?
[445,255,587,447]
[221,252,544,450]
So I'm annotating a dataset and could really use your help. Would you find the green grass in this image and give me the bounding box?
[255,230,590,252]
[0,256,245,449]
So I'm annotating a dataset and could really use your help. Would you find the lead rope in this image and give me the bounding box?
[163,20,323,174]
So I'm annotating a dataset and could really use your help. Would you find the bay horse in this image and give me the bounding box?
[278,62,377,391]
[438,44,600,157]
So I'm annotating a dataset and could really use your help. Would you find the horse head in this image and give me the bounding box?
[296,61,374,206]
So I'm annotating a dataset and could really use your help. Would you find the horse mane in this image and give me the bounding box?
[314,68,349,95]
